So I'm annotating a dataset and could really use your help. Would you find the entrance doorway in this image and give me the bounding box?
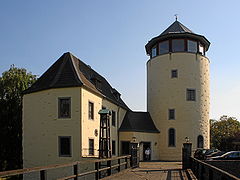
[143,142,151,161]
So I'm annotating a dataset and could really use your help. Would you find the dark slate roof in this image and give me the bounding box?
[145,20,210,54]
[23,52,129,110]
[160,20,193,35]
[119,111,160,133]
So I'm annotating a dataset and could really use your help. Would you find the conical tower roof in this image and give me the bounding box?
[160,20,193,35]
[145,20,210,55]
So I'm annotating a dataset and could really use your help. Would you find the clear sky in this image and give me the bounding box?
[0,0,240,120]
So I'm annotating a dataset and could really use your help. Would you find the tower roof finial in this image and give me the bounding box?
[174,14,178,21]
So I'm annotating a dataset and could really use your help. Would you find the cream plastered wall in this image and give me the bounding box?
[80,87,102,157]
[102,99,127,156]
[119,131,160,160]
[147,53,210,161]
[23,87,81,168]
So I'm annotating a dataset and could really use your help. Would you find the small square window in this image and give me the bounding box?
[89,102,94,119]
[89,139,94,155]
[59,136,71,157]
[171,70,178,78]
[58,97,71,118]
[169,109,175,120]
[187,89,196,101]
[112,140,116,155]
[112,110,116,126]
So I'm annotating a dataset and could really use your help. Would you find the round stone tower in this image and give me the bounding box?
[146,20,210,160]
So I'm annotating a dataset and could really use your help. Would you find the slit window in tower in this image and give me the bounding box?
[159,41,169,54]
[187,40,197,53]
[151,46,157,58]
[197,135,204,148]
[168,109,175,120]
[172,39,184,52]
[171,69,178,78]
[89,139,94,155]
[168,128,176,147]
[187,89,196,101]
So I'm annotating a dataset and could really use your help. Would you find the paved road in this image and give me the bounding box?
[102,161,190,180]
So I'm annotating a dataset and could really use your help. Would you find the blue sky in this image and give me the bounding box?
[0,0,240,120]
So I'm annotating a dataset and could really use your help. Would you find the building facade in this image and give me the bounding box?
[146,20,210,160]
[23,20,210,176]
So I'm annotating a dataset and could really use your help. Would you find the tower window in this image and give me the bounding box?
[199,43,205,55]
[187,40,197,53]
[197,135,204,148]
[59,136,71,157]
[112,110,116,126]
[151,46,157,58]
[88,101,94,119]
[89,139,94,155]
[112,140,116,155]
[168,128,176,147]
[58,97,71,118]
[186,89,196,101]
[172,39,184,52]
[159,41,169,54]
[168,109,175,120]
[171,69,178,78]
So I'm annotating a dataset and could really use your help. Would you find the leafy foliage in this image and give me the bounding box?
[0,65,36,171]
[210,115,240,150]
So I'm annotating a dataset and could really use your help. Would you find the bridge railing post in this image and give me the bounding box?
[74,163,78,180]
[118,159,121,172]
[125,157,128,169]
[107,160,111,176]
[95,162,99,180]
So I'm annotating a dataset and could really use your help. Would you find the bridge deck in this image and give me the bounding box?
[103,161,194,180]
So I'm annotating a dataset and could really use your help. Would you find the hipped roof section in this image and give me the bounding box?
[23,52,129,110]
[119,111,160,133]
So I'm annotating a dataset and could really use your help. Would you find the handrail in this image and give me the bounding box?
[0,155,131,179]
[191,157,239,180]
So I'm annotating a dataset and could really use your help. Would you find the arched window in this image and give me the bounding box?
[197,135,204,148]
[168,128,176,147]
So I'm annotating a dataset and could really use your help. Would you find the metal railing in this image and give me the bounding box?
[191,157,239,180]
[0,155,131,180]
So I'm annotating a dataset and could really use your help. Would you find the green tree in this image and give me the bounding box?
[210,115,240,150]
[0,65,36,171]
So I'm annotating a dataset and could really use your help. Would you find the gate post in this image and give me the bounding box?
[182,142,192,169]
[130,142,139,168]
